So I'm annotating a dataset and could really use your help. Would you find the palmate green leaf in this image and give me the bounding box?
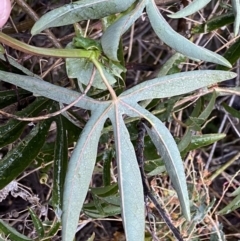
[0,66,237,240]
[52,113,68,217]
[0,219,31,241]
[0,71,104,110]
[101,0,146,61]
[232,0,240,36]
[66,56,116,89]
[168,0,211,19]
[62,105,110,241]
[192,198,216,222]
[0,117,52,189]
[109,106,145,241]
[0,98,49,148]
[120,70,237,102]
[146,0,231,67]
[31,0,137,35]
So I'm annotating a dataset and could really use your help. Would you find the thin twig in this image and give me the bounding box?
[14,0,62,48]
[0,68,96,121]
[92,58,118,100]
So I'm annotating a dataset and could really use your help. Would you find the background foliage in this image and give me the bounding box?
[0,0,240,240]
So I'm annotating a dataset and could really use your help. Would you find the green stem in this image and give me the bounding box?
[0,32,94,58]
[92,58,117,100]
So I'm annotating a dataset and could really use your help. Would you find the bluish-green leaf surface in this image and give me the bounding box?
[0,69,237,241]
[109,105,145,241]
[232,0,240,36]
[168,0,211,19]
[119,102,190,220]
[146,0,231,67]
[31,0,137,35]
[145,121,190,220]
[62,106,110,241]
[101,0,146,61]
[120,70,237,102]
[0,71,107,110]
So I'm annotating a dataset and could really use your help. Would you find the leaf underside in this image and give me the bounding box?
[0,1,238,237]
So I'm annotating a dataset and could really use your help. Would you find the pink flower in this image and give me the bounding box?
[0,0,11,28]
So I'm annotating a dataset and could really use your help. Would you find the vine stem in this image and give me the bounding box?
[91,58,118,101]
[0,32,93,58]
